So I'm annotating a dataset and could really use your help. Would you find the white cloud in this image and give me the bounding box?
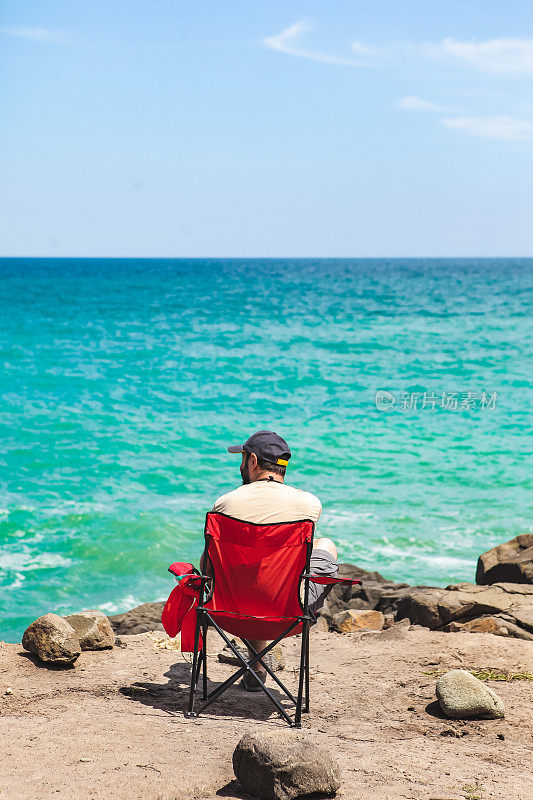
[264,27,533,76]
[423,37,533,74]
[351,40,381,57]
[442,115,533,140]
[2,26,68,44]
[398,95,447,112]
[264,21,377,67]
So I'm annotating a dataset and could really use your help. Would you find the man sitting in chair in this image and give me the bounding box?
[209,430,339,691]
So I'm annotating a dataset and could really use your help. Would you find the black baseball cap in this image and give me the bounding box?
[227,430,291,466]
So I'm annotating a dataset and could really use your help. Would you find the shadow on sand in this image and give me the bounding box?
[120,660,298,723]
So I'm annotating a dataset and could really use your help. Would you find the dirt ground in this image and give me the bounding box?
[1,625,532,800]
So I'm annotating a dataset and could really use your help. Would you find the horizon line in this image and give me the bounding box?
[1,255,532,260]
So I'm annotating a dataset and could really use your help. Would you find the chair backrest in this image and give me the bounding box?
[202,512,314,637]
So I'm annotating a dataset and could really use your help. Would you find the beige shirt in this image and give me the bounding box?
[212,480,322,525]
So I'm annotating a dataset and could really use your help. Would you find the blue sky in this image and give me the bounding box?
[1,1,532,257]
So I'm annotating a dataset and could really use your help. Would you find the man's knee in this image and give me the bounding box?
[313,537,337,560]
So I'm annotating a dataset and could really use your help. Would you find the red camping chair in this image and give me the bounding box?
[174,511,361,727]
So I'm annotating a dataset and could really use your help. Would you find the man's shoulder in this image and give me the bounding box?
[212,483,253,506]
[212,481,322,524]
[279,483,322,510]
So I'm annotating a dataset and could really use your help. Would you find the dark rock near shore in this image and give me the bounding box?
[318,560,533,640]
[318,563,413,627]
[233,730,341,800]
[376,585,441,618]
[107,602,165,635]
[476,534,533,585]
[105,543,533,642]
[22,614,81,666]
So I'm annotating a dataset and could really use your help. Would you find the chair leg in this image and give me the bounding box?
[195,615,300,726]
[194,647,203,687]
[185,611,203,717]
[201,620,208,700]
[304,628,310,713]
[294,622,309,727]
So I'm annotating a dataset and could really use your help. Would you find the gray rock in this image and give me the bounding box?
[501,606,533,633]
[476,534,533,585]
[376,584,439,617]
[22,613,81,666]
[436,669,505,720]
[218,640,285,671]
[318,562,412,625]
[64,610,115,650]
[391,582,533,635]
[445,583,533,634]
[233,730,341,800]
[379,619,410,640]
[346,597,368,611]
[358,580,410,608]
[396,589,447,629]
[107,601,165,634]
[321,563,394,620]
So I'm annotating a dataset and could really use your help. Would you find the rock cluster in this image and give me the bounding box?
[318,535,533,640]
[233,730,341,800]
[393,582,533,639]
[22,610,114,667]
[101,535,533,643]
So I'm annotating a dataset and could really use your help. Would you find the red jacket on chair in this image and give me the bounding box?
[161,563,203,651]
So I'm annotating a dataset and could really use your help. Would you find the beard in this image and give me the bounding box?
[240,457,251,485]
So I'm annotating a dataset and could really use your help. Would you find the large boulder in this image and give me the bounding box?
[395,589,448,629]
[107,601,165,634]
[64,610,115,650]
[476,535,533,585]
[22,614,81,666]
[436,670,505,720]
[233,730,341,800]
[375,584,440,617]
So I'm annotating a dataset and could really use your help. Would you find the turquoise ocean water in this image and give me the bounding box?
[1,258,532,642]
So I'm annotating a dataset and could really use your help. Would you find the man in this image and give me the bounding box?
[210,430,339,691]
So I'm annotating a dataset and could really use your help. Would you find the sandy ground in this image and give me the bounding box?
[0,625,532,800]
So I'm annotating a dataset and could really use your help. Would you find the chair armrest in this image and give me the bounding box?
[303,574,362,586]
[168,562,200,578]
